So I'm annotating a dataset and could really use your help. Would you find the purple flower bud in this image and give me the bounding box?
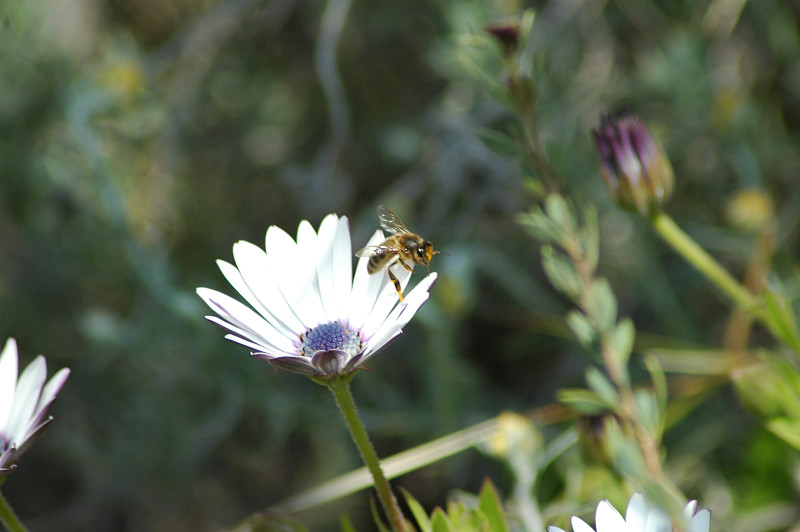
[485,22,521,55]
[593,111,674,216]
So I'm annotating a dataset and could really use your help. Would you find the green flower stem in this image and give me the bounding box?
[324,375,408,532]
[651,212,800,352]
[650,212,759,313]
[0,489,28,532]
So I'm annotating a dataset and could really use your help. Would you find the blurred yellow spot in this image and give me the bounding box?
[725,189,774,232]
[485,411,540,458]
[712,89,741,131]
[436,275,469,317]
[98,61,145,100]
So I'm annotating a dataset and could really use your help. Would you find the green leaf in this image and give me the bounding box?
[477,127,522,159]
[731,357,800,419]
[518,9,537,46]
[766,417,800,452]
[763,288,800,352]
[541,245,582,300]
[227,514,309,532]
[610,318,635,369]
[557,388,613,414]
[402,488,432,532]
[580,202,600,271]
[544,194,575,235]
[589,278,617,335]
[566,310,595,347]
[369,498,391,532]
[478,479,510,532]
[516,210,561,245]
[633,389,661,443]
[586,367,620,409]
[431,508,452,532]
[644,354,668,424]
[340,515,357,532]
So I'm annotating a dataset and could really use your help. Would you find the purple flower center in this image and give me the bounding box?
[300,321,362,356]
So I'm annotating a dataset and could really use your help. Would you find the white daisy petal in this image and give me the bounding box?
[688,509,710,532]
[231,241,305,334]
[359,265,412,339]
[644,507,670,532]
[0,339,19,430]
[22,367,71,441]
[595,500,626,532]
[265,224,320,328]
[198,288,297,353]
[315,214,341,324]
[6,357,47,443]
[364,273,436,355]
[198,209,437,376]
[349,230,388,330]
[549,494,710,532]
[626,493,649,531]
[571,517,598,532]
[0,339,69,476]
[219,256,298,339]
[332,217,353,320]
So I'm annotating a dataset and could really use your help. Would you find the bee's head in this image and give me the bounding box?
[417,241,438,268]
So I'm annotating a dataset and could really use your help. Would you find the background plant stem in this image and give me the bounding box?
[650,211,800,352]
[650,213,757,311]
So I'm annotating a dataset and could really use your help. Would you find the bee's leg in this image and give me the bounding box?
[387,269,404,301]
[398,259,414,272]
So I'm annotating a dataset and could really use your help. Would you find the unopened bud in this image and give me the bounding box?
[485,22,521,55]
[593,111,674,216]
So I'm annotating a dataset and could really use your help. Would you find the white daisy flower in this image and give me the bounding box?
[547,493,710,532]
[0,338,70,475]
[197,213,437,376]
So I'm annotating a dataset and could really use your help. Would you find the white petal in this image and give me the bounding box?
[682,500,697,522]
[349,230,386,330]
[315,214,341,323]
[0,339,19,432]
[687,509,710,532]
[359,263,412,339]
[265,224,324,329]
[644,507,670,532]
[595,500,626,532]
[24,367,70,436]
[365,273,435,350]
[626,494,649,531]
[332,216,353,321]
[198,288,297,353]
[207,316,296,357]
[222,333,293,357]
[546,528,568,532]
[296,219,319,256]
[230,242,305,334]
[5,356,46,443]
[293,219,327,325]
[571,516,598,532]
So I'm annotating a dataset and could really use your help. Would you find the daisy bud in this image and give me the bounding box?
[593,111,674,216]
[485,22,521,55]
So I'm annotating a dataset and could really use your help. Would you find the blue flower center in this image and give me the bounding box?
[300,321,362,356]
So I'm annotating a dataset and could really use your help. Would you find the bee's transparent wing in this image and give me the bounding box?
[377,205,410,235]
[355,245,396,258]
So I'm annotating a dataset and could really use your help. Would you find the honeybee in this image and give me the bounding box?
[356,205,439,301]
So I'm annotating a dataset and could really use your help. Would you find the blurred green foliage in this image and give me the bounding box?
[1,0,800,530]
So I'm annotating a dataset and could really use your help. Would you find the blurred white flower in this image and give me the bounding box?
[0,339,70,475]
[547,493,710,532]
[197,213,437,376]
